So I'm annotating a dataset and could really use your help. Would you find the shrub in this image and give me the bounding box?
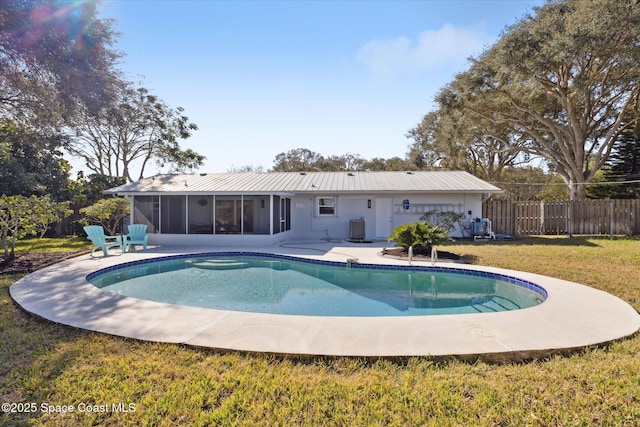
[387,221,451,254]
[0,194,71,259]
[80,197,130,235]
[419,210,465,233]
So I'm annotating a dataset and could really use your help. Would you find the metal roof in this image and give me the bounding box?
[104,171,502,195]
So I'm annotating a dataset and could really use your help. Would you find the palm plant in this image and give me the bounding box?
[387,221,451,255]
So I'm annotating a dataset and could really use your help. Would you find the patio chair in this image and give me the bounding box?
[83,225,124,257]
[124,224,148,252]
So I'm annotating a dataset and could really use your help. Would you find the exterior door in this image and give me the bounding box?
[375,197,393,238]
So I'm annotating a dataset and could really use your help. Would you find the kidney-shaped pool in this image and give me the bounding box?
[88,252,546,317]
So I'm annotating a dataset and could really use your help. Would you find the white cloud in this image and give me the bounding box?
[356,23,491,79]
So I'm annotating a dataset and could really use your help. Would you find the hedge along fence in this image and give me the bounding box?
[482,199,640,236]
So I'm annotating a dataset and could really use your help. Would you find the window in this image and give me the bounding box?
[188,195,213,234]
[318,197,336,216]
[160,196,186,234]
[215,197,240,234]
[133,196,159,233]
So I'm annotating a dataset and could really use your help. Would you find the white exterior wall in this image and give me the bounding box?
[388,193,483,238]
[146,230,291,247]
[290,195,376,240]
[290,193,484,240]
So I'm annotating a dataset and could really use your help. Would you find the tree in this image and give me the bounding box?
[272,148,325,171]
[66,84,204,182]
[364,156,412,171]
[0,195,71,260]
[272,148,414,172]
[591,120,640,199]
[227,164,265,173]
[321,153,366,171]
[407,107,529,181]
[406,112,451,171]
[535,172,571,201]
[448,0,640,200]
[491,167,569,201]
[80,197,130,236]
[0,0,120,123]
[73,173,128,207]
[605,128,640,199]
[0,119,70,197]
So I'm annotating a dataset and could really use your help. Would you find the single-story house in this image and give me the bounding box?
[104,171,502,246]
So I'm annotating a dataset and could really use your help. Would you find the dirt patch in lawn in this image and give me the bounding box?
[0,252,87,275]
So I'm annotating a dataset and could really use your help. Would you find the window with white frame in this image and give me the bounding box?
[317,196,336,216]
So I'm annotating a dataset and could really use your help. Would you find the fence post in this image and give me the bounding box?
[512,200,518,237]
[608,199,613,237]
[636,200,640,235]
[568,200,574,237]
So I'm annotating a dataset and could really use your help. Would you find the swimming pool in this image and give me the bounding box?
[11,245,640,359]
[88,252,546,317]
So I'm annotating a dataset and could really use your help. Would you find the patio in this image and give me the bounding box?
[9,240,640,361]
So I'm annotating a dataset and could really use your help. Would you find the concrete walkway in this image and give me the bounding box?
[9,241,640,361]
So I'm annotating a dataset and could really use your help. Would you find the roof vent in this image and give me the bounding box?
[406,171,413,175]
[299,172,307,175]
[347,172,355,176]
[200,173,207,176]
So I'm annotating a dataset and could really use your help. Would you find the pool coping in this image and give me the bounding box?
[9,242,640,361]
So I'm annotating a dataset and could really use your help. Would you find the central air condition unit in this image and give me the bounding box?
[349,218,366,240]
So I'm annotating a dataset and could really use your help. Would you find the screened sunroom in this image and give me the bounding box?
[131,194,291,236]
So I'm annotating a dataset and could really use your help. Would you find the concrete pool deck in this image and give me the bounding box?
[9,240,640,361]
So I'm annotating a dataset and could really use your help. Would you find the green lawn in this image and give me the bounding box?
[2,237,639,426]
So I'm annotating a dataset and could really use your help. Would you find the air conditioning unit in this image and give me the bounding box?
[349,218,366,240]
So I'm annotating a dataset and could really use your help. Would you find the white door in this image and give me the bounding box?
[375,198,393,238]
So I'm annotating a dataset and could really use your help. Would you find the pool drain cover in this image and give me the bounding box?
[471,328,494,337]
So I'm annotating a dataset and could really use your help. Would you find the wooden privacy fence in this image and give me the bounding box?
[482,199,640,236]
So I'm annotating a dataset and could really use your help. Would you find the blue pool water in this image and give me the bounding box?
[88,253,546,317]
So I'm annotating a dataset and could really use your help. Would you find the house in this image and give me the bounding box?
[104,171,502,245]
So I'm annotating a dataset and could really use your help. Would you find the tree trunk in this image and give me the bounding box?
[568,180,587,201]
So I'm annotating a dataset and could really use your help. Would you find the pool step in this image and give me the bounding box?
[473,297,522,313]
[190,259,249,270]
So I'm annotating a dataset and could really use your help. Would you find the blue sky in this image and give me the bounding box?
[98,0,544,175]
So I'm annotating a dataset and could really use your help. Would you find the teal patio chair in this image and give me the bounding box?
[83,225,124,257]
[124,224,148,252]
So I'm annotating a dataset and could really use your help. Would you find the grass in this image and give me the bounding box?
[1,236,639,426]
[10,236,91,254]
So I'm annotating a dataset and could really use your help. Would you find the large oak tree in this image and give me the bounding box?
[406,108,528,182]
[443,0,640,200]
[0,0,120,123]
[0,1,120,197]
